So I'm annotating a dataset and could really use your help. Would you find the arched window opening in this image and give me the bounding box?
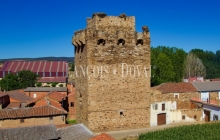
[136,39,143,45]
[75,47,77,54]
[81,44,85,53]
[77,46,80,53]
[117,39,125,45]
[97,39,105,45]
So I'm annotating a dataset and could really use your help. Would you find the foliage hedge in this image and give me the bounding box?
[139,122,220,140]
[67,119,77,124]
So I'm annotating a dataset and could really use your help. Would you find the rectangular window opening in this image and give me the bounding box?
[49,116,53,120]
[213,114,218,121]
[174,95,179,99]
[162,104,165,111]
[71,102,74,107]
[20,119,24,123]
[182,115,185,120]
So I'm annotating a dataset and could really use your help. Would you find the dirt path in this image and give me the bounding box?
[95,121,204,140]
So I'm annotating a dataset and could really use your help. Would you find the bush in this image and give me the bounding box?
[59,84,63,87]
[67,119,77,124]
[47,82,51,84]
[51,82,57,87]
[36,83,42,87]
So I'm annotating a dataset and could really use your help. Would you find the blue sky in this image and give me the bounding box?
[0,0,220,59]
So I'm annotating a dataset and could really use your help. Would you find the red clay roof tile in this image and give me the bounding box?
[0,105,67,119]
[90,133,115,140]
[154,82,197,93]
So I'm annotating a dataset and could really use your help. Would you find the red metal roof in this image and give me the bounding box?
[0,61,67,78]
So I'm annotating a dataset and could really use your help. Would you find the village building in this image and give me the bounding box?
[67,82,76,120]
[0,60,68,78]
[57,124,94,140]
[6,90,33,109]
[37,76,67,87]
[0,92,10,109]
[26,90,68,111]
[0,124,60,140]
[24,87,67,98]
[0,105,67,128]
[191,82,220,122]
[151,82,202,126]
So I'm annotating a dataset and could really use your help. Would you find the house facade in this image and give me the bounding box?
[151,82,202,126]
[191,82,220,122]
[24,87,67,98]
[0,105,67,128]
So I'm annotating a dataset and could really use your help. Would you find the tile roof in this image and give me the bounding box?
[0,105,67,119]
[192,82,220,92]
[190,98,220,108]
[49,91,66,102]
[7,90,33,103]
[24,87,67,92]
[34,98,65,111]
[27,91,66,105]
[6,102,21,109]
[57,124,94,140]
[153,82,198,93]
[0,92,8,98]
[38,77,67,83]
[210,78,220,81]
[90,133,115,140]
[0,124,59,140]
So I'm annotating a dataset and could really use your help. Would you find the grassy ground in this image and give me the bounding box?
[139,122,220,140]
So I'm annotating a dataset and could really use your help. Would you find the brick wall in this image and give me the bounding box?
[0,115,65,128]
[24,91,67,98]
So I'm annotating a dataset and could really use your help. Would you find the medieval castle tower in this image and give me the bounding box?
[72,13,151,131]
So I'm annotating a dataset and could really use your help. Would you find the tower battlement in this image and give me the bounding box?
[72,13,150,55]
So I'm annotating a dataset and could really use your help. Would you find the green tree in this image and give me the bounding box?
[152,53,175,85]
[151,46,186,86]
[69,63,75,71]
[18,70,39,88]
[0,73,20,91]
[0,70,40,91]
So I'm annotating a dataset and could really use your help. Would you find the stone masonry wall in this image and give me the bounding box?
[151,90,200,109]
[73,13,151,131]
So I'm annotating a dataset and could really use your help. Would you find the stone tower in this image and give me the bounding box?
[72,13,151,131]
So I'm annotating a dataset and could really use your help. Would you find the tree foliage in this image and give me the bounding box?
[184,52,206,78]
[151,46,186,86]
[0,70,39,91]
[69,63,75,71]
[190,49,220,79]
